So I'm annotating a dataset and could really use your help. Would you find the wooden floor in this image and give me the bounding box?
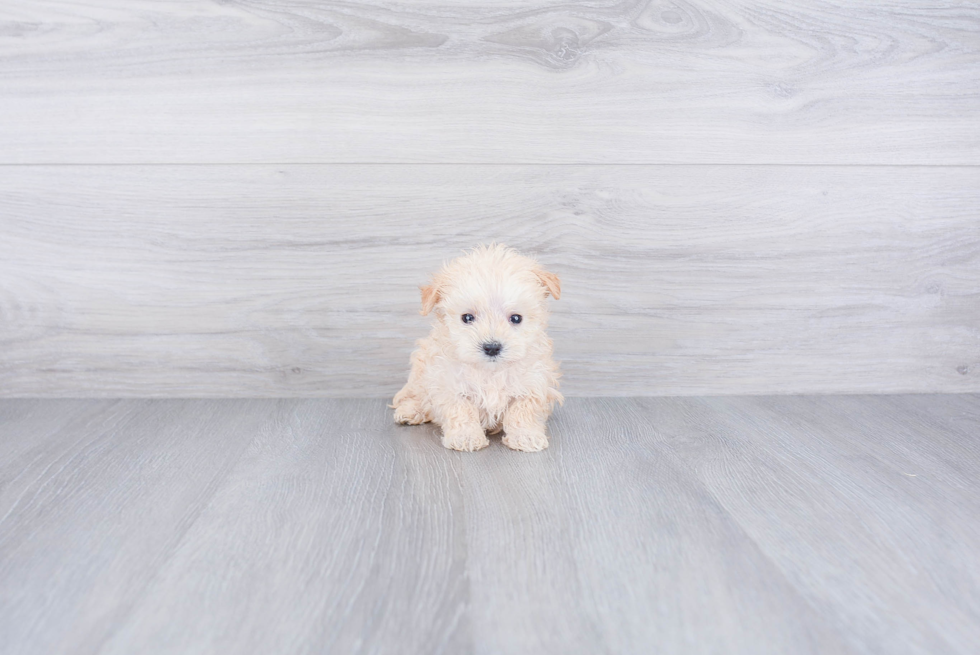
[2,396,979,654]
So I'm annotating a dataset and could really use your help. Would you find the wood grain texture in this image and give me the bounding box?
[2,164,977,397]
[96,400,470,655]
[2,396,980,654]
[460,399,855,654]
[0,399,268,655]
[640,395,980,653]
[1,0,978,164]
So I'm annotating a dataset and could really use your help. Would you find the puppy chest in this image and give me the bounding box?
[459,371,514,419]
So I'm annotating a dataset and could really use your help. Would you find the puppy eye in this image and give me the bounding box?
[461,313,475,324]
[509,314,522,325]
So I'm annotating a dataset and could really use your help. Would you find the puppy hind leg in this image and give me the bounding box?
[392,384,431,425]
[392,348,433,425]
[438,400,489,452]
[502,397,550,452]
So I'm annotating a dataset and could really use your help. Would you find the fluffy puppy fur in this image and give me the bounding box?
[392,244,563,452]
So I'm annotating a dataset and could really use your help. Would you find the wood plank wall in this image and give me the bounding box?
[1,0,978,397]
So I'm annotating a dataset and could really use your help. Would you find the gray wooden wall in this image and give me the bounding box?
[1,0,978,397]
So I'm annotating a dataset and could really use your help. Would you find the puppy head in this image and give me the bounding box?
[420,244,560,366]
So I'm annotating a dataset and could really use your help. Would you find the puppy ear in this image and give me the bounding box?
[419,283,441,315]
[535,268,561,300]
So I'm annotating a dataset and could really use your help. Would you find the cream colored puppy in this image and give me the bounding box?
[392,244,563,452]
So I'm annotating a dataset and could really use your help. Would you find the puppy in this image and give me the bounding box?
[392,244,563,452]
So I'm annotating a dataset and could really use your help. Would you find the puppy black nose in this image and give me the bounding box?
[482,341,502,357]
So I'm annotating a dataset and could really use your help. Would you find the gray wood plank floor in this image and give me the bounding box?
[2,396,978,654]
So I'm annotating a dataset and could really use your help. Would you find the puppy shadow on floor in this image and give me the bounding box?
[391,414,565,456]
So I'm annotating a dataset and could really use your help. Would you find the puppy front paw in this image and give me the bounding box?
[441,424,490,452]
[502,427,549,452]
